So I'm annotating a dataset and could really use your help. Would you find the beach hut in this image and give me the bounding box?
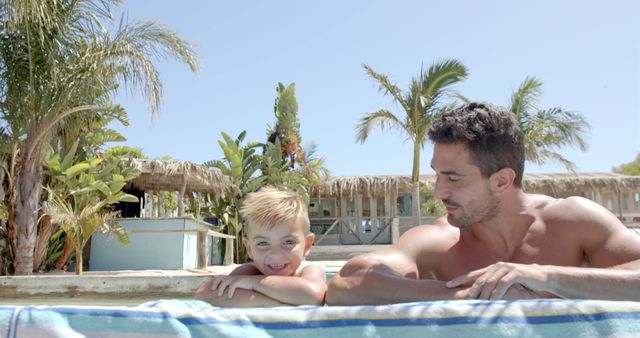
[308,172,640,245]
[90,159,238,271]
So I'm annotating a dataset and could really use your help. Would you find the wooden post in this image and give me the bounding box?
[224,238,234,265]
[178,175,187,217]
[391,217,400,243]
[145,190,154,218]
[197,231,207,269]
[158,192,165,217]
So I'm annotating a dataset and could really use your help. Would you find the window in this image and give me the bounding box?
[309,198,337,217]
[604,193,614,211]
[396,193,412,217]
[622,194,628,211]
[583,190,595,201]
[634,192,640,208]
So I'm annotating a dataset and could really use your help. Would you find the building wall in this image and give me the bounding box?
[90,218,212,271]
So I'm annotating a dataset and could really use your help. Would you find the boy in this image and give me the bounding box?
[195,186,327,307]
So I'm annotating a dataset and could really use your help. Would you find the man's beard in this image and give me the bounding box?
[445,188,500,228]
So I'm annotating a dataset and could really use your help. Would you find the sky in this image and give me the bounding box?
[110,0,640,177]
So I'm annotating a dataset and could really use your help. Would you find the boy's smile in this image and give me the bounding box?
[244,216,314,276]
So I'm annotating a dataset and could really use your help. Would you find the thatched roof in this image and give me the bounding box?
[310,172,640,198]
[123,158,237,197]
[309,175,415,198]
[521,172,640,197]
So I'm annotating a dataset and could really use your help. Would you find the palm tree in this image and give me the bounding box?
[509,77,589,171]
[0,0,198,274]
[356,60,468,226]
[458,77,590,171]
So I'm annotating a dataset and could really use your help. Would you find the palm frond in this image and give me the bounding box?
[355,109,407,144]
[363,64,410,113]
[510,76,542,118]
[421,59,469,109]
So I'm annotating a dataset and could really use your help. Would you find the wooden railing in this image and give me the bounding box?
[313,217,399,245]
[127,229,235,268]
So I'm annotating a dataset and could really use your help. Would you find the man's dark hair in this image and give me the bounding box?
[428,102,525,187]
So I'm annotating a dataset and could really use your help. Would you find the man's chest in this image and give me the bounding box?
[429,233,585,280]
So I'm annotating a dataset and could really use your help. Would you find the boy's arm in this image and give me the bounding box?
[194,280,286,307]
[194,263,285,307]
[250,264,327,305]
[214,264,327,306]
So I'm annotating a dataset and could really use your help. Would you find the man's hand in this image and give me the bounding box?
[445,262,549,300]
[210,275,261,298]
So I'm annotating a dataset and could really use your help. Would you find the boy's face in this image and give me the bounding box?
[243,216,315,276]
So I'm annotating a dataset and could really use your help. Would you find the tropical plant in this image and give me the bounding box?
[262,138,309,203]
[0,0,197,274]
[509,77,589,171]
[458,77,590,171]
[204,131,264,263]
[42,140,140,275]
[266,82,304,167]
[613,154,640,176]
[356,60,469,226]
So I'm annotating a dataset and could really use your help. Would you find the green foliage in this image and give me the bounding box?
[456,77,590,171]
[267,82,304,167]
[420,185,446,217]
[613,154,640,176]
[262,139,309,204]
[0,0,198,274]
[204,131,265,263]
[357,60,468,225]
[42,139,140,274]
[205,83,329,263]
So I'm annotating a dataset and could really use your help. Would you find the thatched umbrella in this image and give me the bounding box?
[123,158,237,216]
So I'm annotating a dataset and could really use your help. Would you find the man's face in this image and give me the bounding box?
[243,217,314,276]
[431,142,500,228]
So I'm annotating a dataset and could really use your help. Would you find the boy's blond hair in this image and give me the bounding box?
[240,186,310,234]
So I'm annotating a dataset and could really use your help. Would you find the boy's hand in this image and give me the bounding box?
[210,275,259,298]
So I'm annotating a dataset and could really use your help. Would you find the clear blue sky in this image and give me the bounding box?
[111,0,640,176]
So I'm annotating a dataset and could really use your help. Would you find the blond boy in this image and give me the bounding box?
[195,186,326,307]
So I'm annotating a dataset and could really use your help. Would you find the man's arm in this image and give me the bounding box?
[326,252,465,305]
[544,197,640,299]
[447,197,640,300]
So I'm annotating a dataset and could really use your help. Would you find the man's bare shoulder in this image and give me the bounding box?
[395,217,460,255]
[536,195,615,224]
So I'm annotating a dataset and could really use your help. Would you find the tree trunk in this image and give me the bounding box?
[74,248,83,275]
[55,235,74,270]
[3,181,17,274]
[33,214,53,271]
[14,153,43,275]
[411,142,421,226]
[411,182,421,226]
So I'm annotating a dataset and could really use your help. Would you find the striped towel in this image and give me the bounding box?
[2,298,640,337]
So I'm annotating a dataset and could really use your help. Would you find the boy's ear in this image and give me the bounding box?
[303,233,315,257]
[243,237,253,260]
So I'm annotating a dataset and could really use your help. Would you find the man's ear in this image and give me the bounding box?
[243,237,253,260]
[491,167,516,193]
[303,233,315,257]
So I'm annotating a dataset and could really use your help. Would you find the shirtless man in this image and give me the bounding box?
[326,102,640,305]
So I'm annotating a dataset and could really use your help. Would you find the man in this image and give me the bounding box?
[326,102,640,305]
